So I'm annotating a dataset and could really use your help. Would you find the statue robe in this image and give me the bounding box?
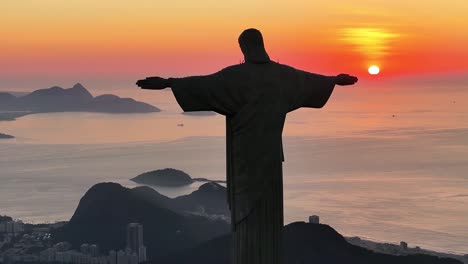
[170,61,335,264]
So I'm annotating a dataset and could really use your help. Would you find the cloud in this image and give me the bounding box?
[338,27,401,61]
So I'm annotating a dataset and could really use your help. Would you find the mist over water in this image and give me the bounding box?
[1,84,467,254]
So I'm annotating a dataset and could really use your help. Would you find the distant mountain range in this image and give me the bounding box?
[0,83,160,120]
[52,182,462,264]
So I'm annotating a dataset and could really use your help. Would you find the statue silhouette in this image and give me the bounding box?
[137,28,358,264]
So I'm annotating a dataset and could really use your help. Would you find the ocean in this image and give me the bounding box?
[1,83,467,254]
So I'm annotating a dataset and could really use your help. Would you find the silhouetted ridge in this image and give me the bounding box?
[198,181,224,192]
[155,222,462,264]
[53,182,229,259]
[171,182,229,217]
[91,94,156,113]
[71,82,87,90]
[0,92,16,104]
[131,185,173,208]
[93,94,120,101]
[70,83,94,98]
[283,222,461,264]
[131,182,230,219]
[0,215,13,222]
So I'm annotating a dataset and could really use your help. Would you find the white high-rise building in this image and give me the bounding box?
[126,223,147,263]
[138,246,147,262]
[126,223,144,253]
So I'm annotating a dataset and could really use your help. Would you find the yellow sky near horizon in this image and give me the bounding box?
[2,0,468,88]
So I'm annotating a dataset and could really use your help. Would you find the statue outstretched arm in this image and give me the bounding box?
[333,74,358,86]
[137,69,236,115]
[285,68,358,112]
[136,77,170,90]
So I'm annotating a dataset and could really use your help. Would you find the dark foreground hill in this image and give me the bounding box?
[155,222,462,264]
[52,183,229,259]
[53,182,461,264]
[0,83,159,117]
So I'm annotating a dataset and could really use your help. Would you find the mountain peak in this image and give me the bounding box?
[68,83,93,99]
[72,83,86,90]
[55,182,229,260]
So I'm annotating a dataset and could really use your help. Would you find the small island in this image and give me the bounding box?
[0,133,14,139]
[131,168,226,187]
[182,111,217,116]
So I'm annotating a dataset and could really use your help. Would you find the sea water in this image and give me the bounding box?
[1,84,467,254]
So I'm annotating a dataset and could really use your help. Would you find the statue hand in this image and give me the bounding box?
[136,77,169,90]
[334,74,358,86]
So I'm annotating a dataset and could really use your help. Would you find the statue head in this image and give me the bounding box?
[238,28,270,64]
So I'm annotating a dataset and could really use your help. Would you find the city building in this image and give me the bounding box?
[39,248,57,263]
[400,241,408,251]
[126,223,143,253]
[80,244,90,255]
[55,242,72,252]
[129,253,138,264]
[109,250,117,264]
[3,223,148,264]
[117,250,128,264]
[308,215,320,224]
[90,244,99,257]
[0,221,24,234]
[126,223,147,263]
[138,246,146,263]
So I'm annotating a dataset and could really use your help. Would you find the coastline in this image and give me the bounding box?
[2,215,466,263]
[346,236,468,263]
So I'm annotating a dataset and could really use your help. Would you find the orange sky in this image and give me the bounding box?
[2,0,468,90]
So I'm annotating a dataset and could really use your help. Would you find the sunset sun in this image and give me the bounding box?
[368,65,380,75]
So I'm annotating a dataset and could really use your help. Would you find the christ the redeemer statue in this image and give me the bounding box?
[137,28,358,264]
